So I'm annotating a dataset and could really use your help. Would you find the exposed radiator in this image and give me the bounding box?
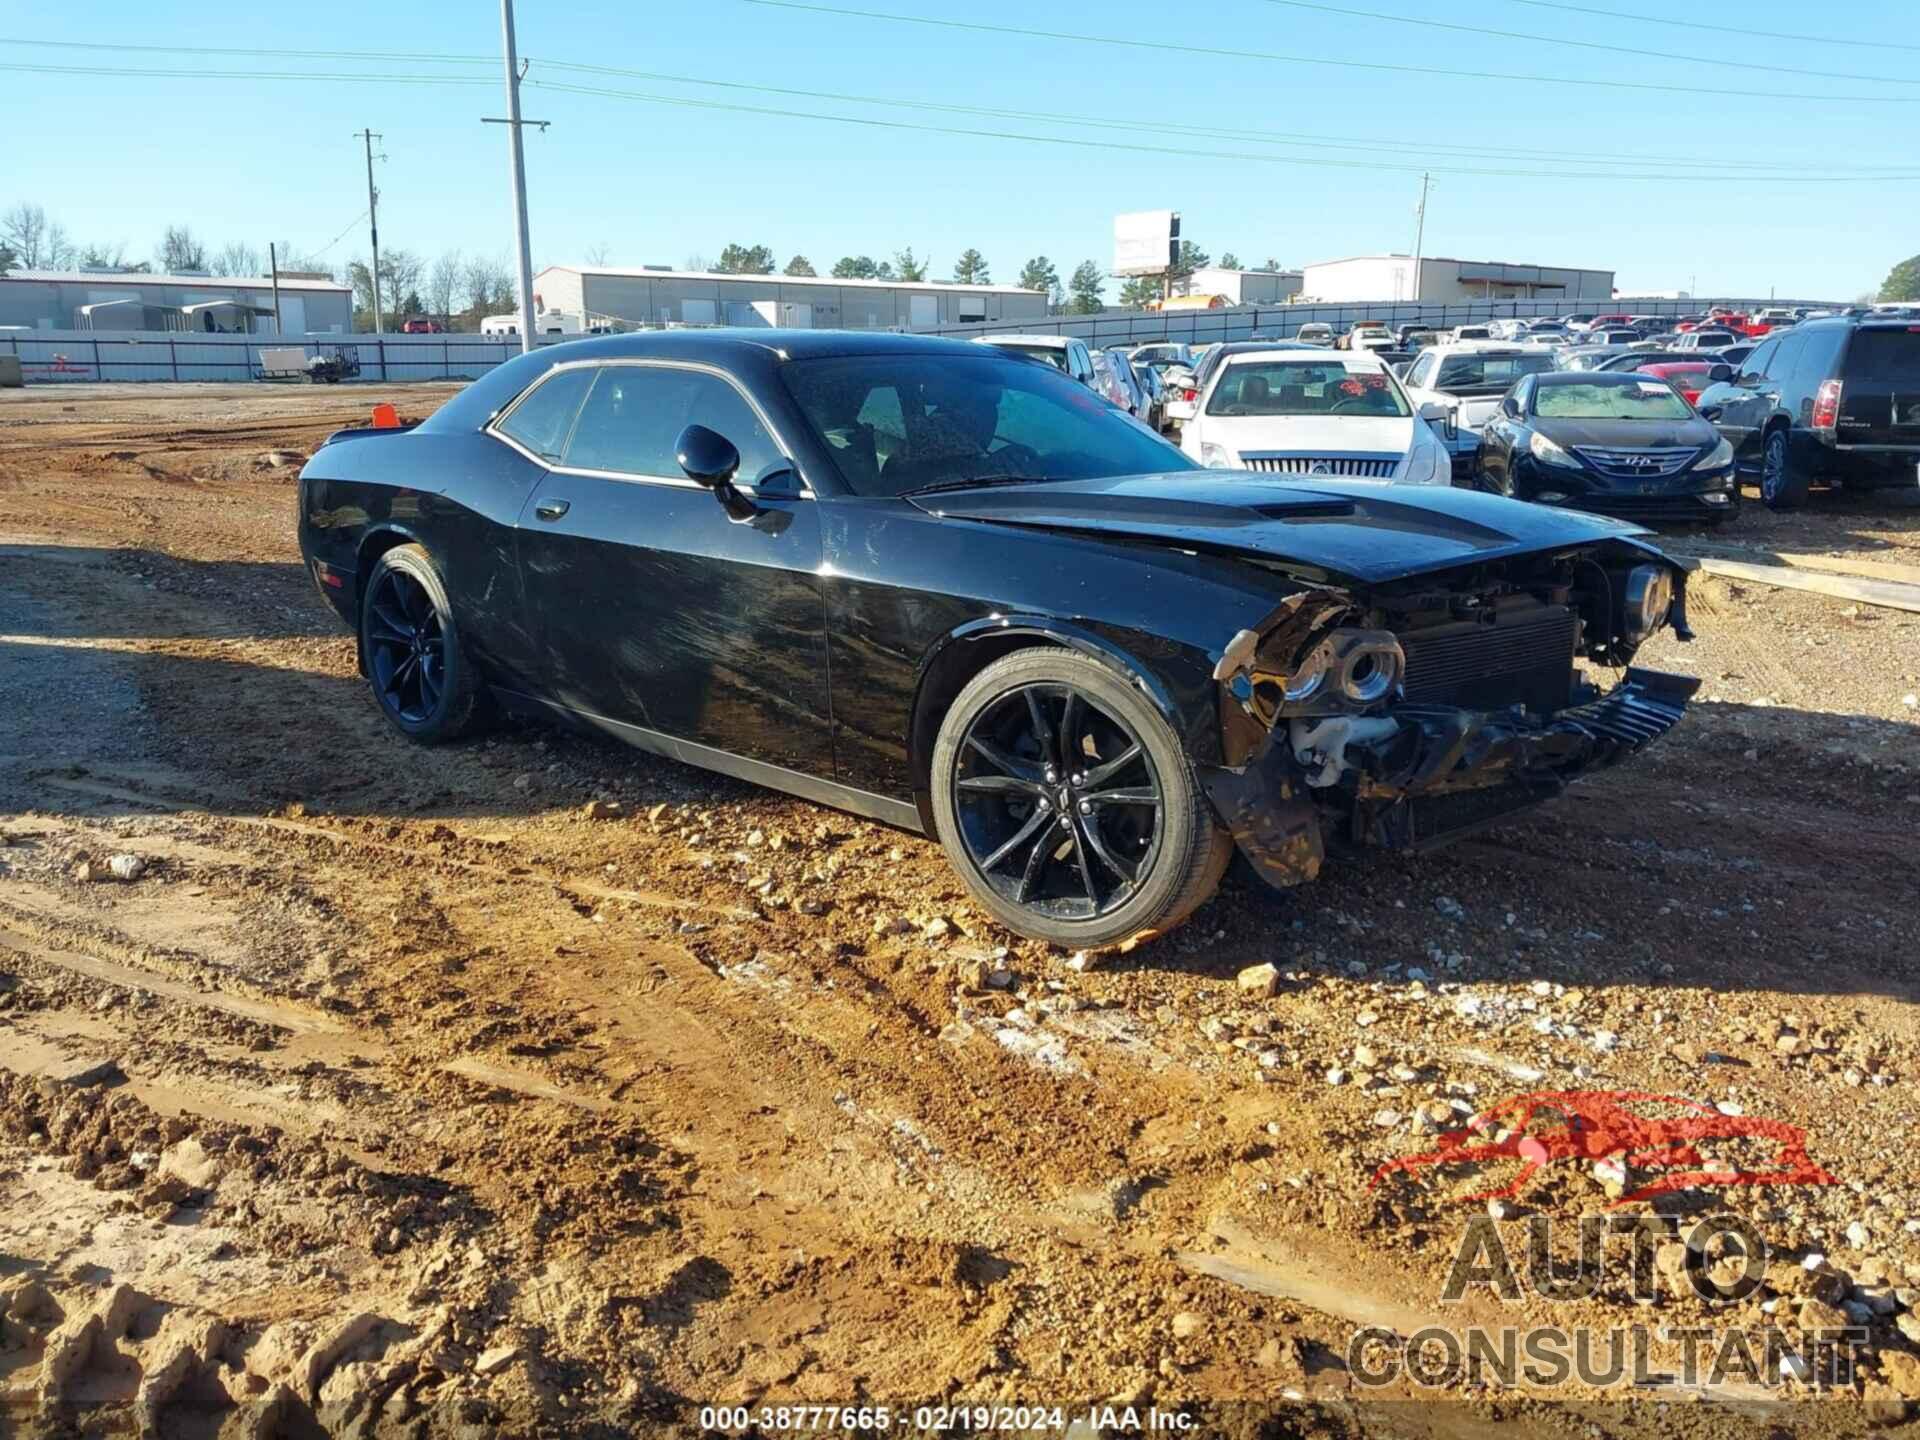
[1400,606,1578,714]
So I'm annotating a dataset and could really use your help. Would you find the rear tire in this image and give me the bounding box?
[1759,426,1809,511]
[930,649,1231,948]
[360,544,489,743]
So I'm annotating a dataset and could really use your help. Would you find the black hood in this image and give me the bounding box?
[905,473,1661,584]
[1531,414,1719,449]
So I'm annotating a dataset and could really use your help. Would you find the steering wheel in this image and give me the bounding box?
[1328,398,1372,415]
[984,440,1041,471]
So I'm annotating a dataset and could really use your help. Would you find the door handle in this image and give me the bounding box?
[534,498,570,521]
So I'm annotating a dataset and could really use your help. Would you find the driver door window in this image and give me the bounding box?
[1407,353,1435,389]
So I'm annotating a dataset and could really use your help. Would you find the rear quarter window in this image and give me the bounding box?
[1844,328,1920,384]
[494,367,596,462]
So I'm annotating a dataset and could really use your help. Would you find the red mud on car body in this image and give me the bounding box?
[1371,1090,1838,1207]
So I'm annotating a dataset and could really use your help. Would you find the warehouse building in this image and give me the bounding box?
[1184,266,1304,305]
[1300,254,1615,304]
[0,269,353,333]
[533,265,1048,332]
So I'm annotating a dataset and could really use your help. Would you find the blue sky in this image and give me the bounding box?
[4,0,1915,301]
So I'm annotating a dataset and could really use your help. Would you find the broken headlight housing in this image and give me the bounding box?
[1623,564,1674,641]
[1253,627,1405,718]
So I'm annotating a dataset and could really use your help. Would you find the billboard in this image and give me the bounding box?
[1113,210,1180,277]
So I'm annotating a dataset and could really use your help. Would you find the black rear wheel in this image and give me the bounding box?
[1759,427,1809,511]
[360,545,489,742]
[931,650,1230,947]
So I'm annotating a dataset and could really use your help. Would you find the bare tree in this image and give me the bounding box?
[210,241,262,277]
[463,254,512,319]
[1,203,69,269]
[348,249,425,329]
[427,250,462,325]
[584,241,612,266]
[156,225,207,274]
[75,240,131,269]
[684,253,712,273]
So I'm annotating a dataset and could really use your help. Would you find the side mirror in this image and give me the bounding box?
[1698,404,1723,421]
[1709,364,1734,383]
[675,424,757,521]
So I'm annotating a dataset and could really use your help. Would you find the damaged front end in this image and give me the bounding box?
[1202,541,1698,890]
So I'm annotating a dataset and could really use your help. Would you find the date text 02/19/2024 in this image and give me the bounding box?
[697,1404,1200,1432]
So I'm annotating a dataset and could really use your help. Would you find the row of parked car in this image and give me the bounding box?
[977,308,1920,522]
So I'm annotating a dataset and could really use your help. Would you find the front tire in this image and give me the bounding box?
[360,544,489,743]
[1759,427,1809,511]
[930,650,1231,948]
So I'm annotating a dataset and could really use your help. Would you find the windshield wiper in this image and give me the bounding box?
[900,474,1055,497]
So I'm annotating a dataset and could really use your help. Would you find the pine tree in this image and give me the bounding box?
[1067,260,1105,315]
[894,247,930,281]
[1880,253,1920,303]
[952,248,991,285]
[1220,251,1242,269]
[715,243,776,274]
[784,255,817,277]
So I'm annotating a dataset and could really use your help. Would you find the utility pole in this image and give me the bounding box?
[1409,171,1431,304]
[354,129,384,333]
[269,242,282,334]
[488,0,539,353]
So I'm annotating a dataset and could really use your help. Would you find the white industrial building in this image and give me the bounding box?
[532,265,1049,332]
[1184,267,1304,304]
[0,269,353,333]
[1300,254,1616,304]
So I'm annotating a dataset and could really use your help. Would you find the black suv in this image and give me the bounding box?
[1693,315,1920,509]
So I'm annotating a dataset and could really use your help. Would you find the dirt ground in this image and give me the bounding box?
[2,380,1919,1438]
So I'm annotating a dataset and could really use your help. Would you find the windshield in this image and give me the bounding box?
[1206,360,1410,418]
[989,342,1069,372]
[1432,352,1554,393]
[1534,380,1693,421]
[781,353,1193,497]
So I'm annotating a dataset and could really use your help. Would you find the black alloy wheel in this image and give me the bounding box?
[359,544,489,742]
[952,682,1163,920]
[365,565,446,725]
[930,650,1231,947]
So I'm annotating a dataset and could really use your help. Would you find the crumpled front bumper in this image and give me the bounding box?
[1202,668,1699,890]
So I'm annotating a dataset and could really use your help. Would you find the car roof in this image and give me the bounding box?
[976,333,1073,348]
[1536,369,1661,386]
[530,328,998,364]
[1222,346,1384,366]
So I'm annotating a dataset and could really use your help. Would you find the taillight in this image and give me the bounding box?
[1182,388,1197,402]
[1811,379,1842,430]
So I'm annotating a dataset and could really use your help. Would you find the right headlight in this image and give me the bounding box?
[1529,432,1583,469]
[1623,565,1674,640]
[1695,437,1734,470]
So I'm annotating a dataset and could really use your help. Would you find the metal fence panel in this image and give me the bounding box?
[914,296,1839,345]
[0,329,538,384]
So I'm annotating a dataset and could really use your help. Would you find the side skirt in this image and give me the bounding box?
[491,688,925,834]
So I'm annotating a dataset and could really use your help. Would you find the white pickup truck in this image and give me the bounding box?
[1398,343,1560,481]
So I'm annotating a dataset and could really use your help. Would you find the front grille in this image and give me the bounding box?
[1572,445,1701,479]
[1400,607,1578,715]
[1241,452,1399,479]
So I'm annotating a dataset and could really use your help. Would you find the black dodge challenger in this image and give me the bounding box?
[299,331,1697,947]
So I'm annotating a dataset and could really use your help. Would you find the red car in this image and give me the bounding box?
[400,318,445,334]
[1636,361,1720,405]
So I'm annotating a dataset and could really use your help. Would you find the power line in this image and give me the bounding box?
[3,50,1908,181]
[0,61,489,84]
[1256,0,1920,86]
[1495,0,1920,54]
[734,0,1920,102]
[533,58,1914,175]
[525,76,1920,182]
[0,36,492,63]
[312,208,371,257]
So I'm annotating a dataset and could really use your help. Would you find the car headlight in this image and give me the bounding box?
[1261,627,1405,714]
[1400,437,1445,485]
[1200,442,1233,469]
[1695,437,1734,470]
[1623,564,1674,640]
[1529,431,1582,469]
